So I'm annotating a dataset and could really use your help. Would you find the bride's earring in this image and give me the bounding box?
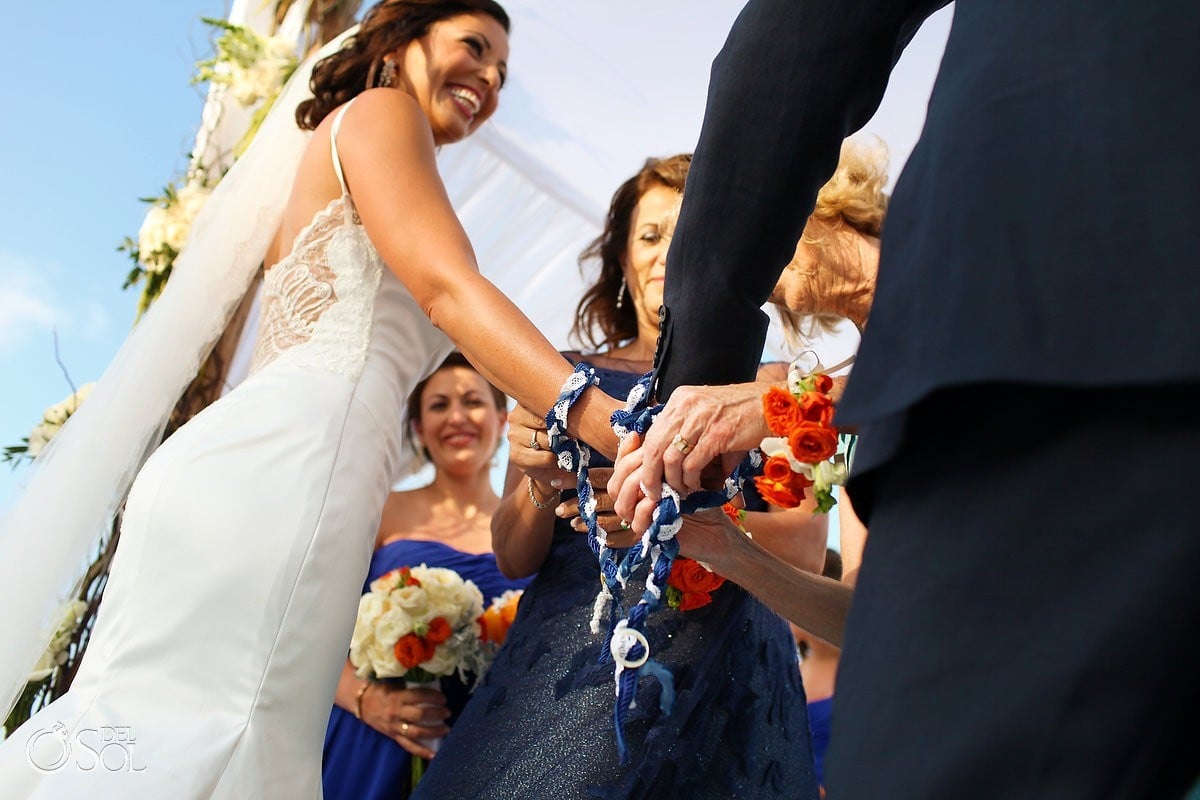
[378,59,398,88]
[615,275,628,310]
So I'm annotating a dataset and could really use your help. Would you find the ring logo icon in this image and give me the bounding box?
[26,722,146,773]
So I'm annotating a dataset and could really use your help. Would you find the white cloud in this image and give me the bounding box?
[0,253,110,351]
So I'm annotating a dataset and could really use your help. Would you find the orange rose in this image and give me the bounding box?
[721,502,744,527]
[479,596,521,645]
[762,454,796,482]
[478,607,504,644]
[393,633,431,669]
[754,475,803,509]
[797,391,834,426]
[811,374,834,394]
[678,591,713,611]
[500,596,520,626]
[762,387,802,436]
[668,556,725,594]
[424,617,451,645]
[788,423,838,463]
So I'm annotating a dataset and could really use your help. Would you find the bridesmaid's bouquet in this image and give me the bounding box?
[349,565,487,684]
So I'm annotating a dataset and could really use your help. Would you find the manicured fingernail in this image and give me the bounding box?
[551,478,563,489]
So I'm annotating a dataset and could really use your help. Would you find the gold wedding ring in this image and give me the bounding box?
[401,722,410,735]
[529,430,542,451]
[671,433,694,455]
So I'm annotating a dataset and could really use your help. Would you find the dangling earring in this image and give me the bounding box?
[378,59,398,88]
[615,275,628,310]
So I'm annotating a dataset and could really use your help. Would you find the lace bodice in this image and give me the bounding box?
[249,196,382,380]
[249,100,385,380]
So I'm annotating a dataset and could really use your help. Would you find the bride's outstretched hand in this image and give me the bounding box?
[556,467,640,548]
[360,684,450,759]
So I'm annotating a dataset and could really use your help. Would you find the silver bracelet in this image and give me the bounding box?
[527,475,559,510]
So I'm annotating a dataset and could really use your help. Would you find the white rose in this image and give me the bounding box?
[390,585,428,616]
[374,606,414,645]
[420,643,459,677]
[26,423,54,457]
[811,459,848,491]
[137,206,171,266]
[366,638,403,678]
[262,35,295,63]
[162,216,191,253]
[426,600,466,628]
[174,182,210,220]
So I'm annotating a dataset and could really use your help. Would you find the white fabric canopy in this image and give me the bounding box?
[224,1,954,382]
[441,1,954,361]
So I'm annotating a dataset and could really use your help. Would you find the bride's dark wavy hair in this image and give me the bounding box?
[295,0,510,131]
[570,154,691,351]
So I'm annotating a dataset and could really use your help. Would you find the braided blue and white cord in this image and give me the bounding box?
[545,364,759,762]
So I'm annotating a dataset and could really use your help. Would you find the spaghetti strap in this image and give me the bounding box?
[330,100,355,198]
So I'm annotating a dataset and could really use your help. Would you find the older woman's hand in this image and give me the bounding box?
[506,405,573,489]
[608,382,770,529]
[359,683,451,759]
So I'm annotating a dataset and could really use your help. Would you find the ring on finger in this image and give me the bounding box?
[671,433,695,455]
[529,430,542,451]
[400,721,410,735]
[619,519,630,530]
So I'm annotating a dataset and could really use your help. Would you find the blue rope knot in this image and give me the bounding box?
[545,365,756,763]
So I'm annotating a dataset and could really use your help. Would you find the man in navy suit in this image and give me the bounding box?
[620,1,1200,796]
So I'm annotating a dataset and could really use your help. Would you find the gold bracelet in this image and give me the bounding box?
[527,475,559,510]
[354,681,372,720]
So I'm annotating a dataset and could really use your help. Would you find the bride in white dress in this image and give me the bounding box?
[0,1,618,796]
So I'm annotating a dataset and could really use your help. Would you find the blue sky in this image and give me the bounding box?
[0,2,227,500]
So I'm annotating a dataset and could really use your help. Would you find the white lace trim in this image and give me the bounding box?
[250,197,381,380]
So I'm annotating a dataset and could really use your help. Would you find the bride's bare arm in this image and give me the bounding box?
[336,89,619,456]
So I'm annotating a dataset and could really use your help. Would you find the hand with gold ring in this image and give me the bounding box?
[353,679,450,759]
[611,382,778,530]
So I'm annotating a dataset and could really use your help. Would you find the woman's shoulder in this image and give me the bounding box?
[375,488,430,545]
[330,89,436,167]
[336,89,427,136]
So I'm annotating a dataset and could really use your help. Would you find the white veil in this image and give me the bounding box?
[0,29,358,723]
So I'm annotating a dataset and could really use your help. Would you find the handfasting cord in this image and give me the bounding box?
[545,364,760,762]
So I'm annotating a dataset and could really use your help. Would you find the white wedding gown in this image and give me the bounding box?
[0,107,451,797]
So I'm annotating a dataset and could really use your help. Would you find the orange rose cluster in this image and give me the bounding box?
[666,556,726,611]
[754,375,838,510]
[478,591,522,646]
[394,617,452,669]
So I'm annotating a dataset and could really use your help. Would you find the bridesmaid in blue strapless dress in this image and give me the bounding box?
[321,354,530,800]
[412,155,826,799]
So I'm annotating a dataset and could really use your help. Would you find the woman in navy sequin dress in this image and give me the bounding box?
[322,353,530,800]
[412,156,827,799]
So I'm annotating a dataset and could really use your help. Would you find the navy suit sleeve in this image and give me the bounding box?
[654,0,948,399]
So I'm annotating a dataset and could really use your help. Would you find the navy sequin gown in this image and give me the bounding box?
[322,539,531,800]
[411,364,818,800]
